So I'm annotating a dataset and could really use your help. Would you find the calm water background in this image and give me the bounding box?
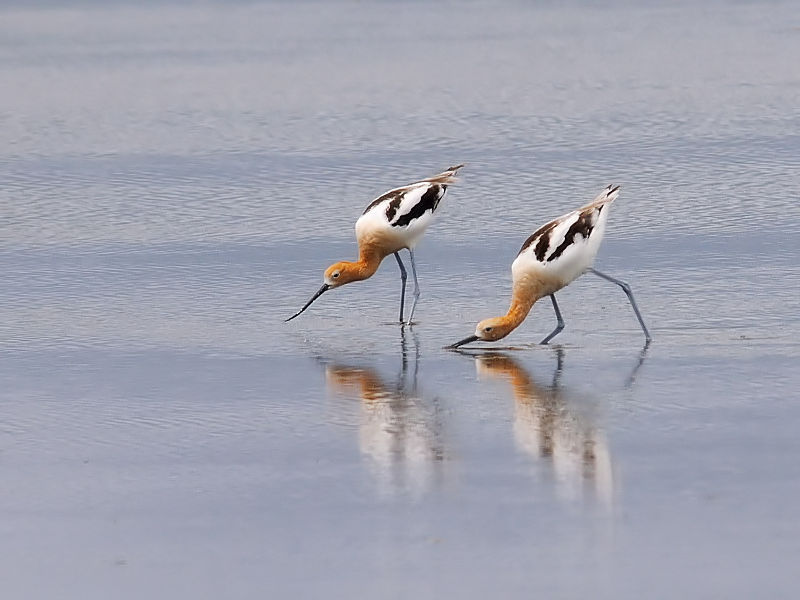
[1,1,799,597]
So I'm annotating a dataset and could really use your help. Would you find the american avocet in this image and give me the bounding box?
[286,164,464,324]
[449,185,651,348]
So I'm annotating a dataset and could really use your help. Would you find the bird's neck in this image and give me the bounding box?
[501,279,545,332]
[348,245,384,281]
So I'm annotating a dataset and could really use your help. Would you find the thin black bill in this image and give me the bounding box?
[448,334,479,349]
[285,284,330,322]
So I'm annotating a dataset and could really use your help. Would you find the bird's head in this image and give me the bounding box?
[323,262,361,288]
[448,316,514,348]
[285,261,363,322]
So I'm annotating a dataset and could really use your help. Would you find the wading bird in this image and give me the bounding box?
[449,185,651,348]
[286,164,464,324]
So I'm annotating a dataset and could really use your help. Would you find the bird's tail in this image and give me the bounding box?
[422,164,465,185]
[582,184,620,209]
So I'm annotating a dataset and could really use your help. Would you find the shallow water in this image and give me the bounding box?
[1,1,800,598]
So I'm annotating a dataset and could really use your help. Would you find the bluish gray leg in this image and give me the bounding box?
[407,248,422,324]
[589,268,652,342]
[540,294,565,344]
[394,252,407,324]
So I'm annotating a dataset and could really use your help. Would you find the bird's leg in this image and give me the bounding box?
[540,294,565,344]
[394,252,407,324]
[406,248,422,324]
[588,268,652,342]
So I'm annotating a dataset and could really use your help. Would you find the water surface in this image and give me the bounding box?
[1,1,799,597]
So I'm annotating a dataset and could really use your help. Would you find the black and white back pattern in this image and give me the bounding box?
[364,183,446,228]
[517,185,619,267]
[361,164,463,230]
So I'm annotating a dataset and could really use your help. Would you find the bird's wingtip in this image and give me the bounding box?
[424,164,465,185]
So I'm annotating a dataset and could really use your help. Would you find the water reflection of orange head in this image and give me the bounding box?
[324,333,444,498]
[475,352,614,506]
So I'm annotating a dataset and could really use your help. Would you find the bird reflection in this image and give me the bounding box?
[475,349,614,505]
[324,327,444,497]
[626,340,651,388]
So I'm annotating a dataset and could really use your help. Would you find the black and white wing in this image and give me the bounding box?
[356,165,463,245]
[362,181,447,228]
[515,185,619,281]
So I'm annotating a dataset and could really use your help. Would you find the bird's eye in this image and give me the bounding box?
[332,272,340,279]
[484,326,493,332]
